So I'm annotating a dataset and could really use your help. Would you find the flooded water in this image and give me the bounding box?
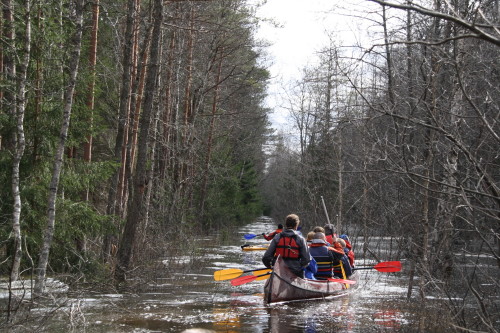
[2,216,458,332]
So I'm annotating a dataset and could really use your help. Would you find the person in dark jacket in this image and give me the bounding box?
[262,214,310,278]
[339,234,355,267]
[331,238,353,277]
[308,232,344,279]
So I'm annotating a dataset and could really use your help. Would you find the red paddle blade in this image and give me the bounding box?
[327,278,356,285]
[374,261,402,272]
[231,275,258,286]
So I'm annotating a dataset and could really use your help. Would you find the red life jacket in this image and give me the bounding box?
[325,234,338,245]
[274,234,300,259]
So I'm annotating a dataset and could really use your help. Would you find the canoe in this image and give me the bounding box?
[242,246,267,251]
[241,245,268,251]
[263,256,357,304]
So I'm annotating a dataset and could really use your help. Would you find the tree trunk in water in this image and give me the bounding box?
[10,0,31,283]
[34,0,84,296]
[103,0,140,262]
[115,0,163,282]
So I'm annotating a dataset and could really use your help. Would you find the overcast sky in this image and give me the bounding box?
[250,0,367,129]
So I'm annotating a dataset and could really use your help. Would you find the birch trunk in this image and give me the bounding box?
[34,0,84,295]
[3,0,17,280]
[10,0,31,282]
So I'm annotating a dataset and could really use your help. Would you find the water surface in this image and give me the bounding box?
[2,217,456,332]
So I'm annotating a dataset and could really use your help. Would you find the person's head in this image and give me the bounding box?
[313,232,326,241]
[337,238,346,248]
[277,224,283,229]
[339,234,349,242]
[285,214,300,229]
[306,231,315,241]
[313,226,325,233]
[324,224,335,236]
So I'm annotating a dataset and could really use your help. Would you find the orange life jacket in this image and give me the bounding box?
[274,234,300,259]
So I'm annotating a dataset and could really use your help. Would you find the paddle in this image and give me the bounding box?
[243,233,258,240]
[214,267,270,281]
[231,272,271,286]
[353,261,401,273]
[327,278,356,285]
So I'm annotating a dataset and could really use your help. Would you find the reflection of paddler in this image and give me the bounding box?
[373,310,403,329]
[212,308,240,332]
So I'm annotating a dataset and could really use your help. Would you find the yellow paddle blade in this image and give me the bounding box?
[213,268,244,281]
[252,269,272,276]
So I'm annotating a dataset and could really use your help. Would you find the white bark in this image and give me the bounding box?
[34,0,84,296]
[10,0,31,282]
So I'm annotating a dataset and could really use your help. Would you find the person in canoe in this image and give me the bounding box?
[262,214,310,278]
[331,238,353,277]
[308,232,344,279]
[262,224,283,241]
[339,234,355,268]
[323,224,337,245]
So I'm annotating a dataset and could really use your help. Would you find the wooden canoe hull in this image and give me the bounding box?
[264,256,357,304]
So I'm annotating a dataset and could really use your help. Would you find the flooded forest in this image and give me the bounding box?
[0,0,498,332]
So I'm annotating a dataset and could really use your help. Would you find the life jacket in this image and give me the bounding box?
[312,255,333,278]
[309,242,334,278]
[333,255,352,277]
[328,245,345,256]
[347,251,355,267]
[325,234,338,245]
[274,234,300,259]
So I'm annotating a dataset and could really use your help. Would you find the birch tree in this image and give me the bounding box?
[35,0,85,295]
[10,0,31,282]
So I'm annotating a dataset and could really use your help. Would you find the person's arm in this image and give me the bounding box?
[298,237,310,268]
[262,239,277,268]
[342,256,352,276]
[262,231,274,241]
